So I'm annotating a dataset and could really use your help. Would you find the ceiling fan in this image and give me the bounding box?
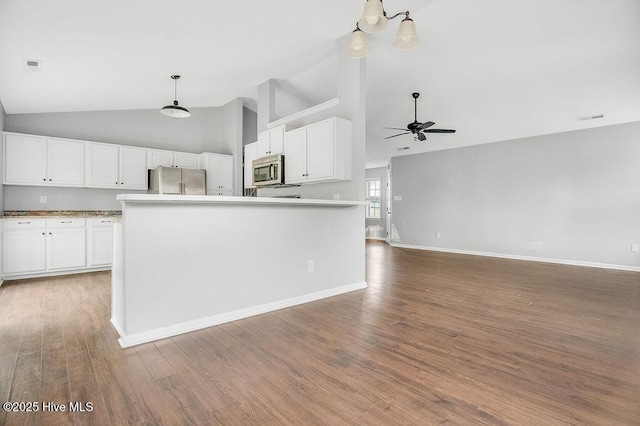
[384,92,456,141]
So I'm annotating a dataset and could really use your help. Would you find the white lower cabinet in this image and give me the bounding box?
[1,217,115,279]
[47,225,87,271]
[2,220,47,275]
[88,218,114,267]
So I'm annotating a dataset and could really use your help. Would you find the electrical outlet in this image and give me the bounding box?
[333,193,340,200]
[394,195,402,201]
[308,260,315,272]
[632,244,639,253]
[40,195,47,204]
[436,232,441,239]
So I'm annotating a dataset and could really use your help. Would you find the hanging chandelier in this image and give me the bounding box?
[160,75,191,118]
[348,0,419,58]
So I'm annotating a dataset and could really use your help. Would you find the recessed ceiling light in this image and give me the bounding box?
[23,59,42,72]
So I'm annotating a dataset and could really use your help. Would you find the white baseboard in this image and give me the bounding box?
[1,266,111,282]
[390,243,640,273]
[114,281,368,348]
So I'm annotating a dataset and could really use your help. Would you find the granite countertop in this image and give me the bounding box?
[2,210,122,220]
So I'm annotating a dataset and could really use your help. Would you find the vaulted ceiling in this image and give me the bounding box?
[1,0,639,167]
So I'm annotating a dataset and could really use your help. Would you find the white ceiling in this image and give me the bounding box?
[1,0,639,167]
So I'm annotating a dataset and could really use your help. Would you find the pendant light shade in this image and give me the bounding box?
[392,17,419,50]
[347,28,370,58]
[160,75,190,118]
[358,0,387,33]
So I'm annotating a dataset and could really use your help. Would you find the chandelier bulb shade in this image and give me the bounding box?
[393,17,419,50]
[160,75,191,118]
[358,0,387,33]
[347,27,370,58]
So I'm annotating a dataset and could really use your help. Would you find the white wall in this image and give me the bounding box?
[390,121,640,269]
[257,35,366,202]
[4,99,246,209]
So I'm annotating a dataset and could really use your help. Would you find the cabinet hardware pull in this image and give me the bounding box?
[43,178,46,181]
[61,221,72,223]
[101,220,111,223]
[18,221,31,224]
[49,179,52,181]
[42,232,45,235]
[49,232,52,235]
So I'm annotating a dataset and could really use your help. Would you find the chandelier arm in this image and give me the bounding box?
[386,11,409,21]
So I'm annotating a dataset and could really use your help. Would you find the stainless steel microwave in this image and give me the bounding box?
[252,154,285,187]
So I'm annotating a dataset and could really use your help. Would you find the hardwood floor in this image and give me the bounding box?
[1,241,639,425]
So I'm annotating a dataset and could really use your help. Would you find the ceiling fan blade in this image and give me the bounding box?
[419,121,435,130]
[423,129,456,133]
[383,127,410,131]
[384,132,411,139]
[417,132,426,141]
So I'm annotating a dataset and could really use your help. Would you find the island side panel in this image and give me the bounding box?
[119,201,365,341]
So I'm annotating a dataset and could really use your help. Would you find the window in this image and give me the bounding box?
[366,178,381,219]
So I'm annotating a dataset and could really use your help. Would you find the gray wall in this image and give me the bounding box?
[365,167,387,240]
[4,100,245,210]
[243,107,257,145]
[390,121,640,269]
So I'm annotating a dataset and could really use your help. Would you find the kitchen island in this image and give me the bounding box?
[111,194,366,347]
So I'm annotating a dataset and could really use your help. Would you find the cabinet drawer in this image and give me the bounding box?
[87,218,115,227]
[46,218,86,228]
[3,219,47,230]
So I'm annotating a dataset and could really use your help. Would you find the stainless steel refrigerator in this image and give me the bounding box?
[148,166,206,195]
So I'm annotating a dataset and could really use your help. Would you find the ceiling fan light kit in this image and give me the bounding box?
[348,0,419,58]
[160,75,191,118]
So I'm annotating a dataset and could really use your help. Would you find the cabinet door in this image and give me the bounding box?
[269,126,285,155]
[119,146,148,189]
[174,152,198,169]
[283,128,307,184]
[2,229,47,274]
[147,149,174,169]
[47,228,87,271]
[88,225,113,266]
[86,143,119,188]
[306,119,335,181]
[4,133,47,185]
[219,155,234,193]
[257,131,270,157]
[244,143,258,188]
[48,138,85,186]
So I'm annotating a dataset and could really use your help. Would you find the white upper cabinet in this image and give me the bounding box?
[243,142,258,189]
[3,133,84,186]
[283,128,307,184]
[148,149,199,169]
[199,153,234,195]
[86,143,147,189]
[283,117,351,185]
[85,143,119,188]
[47,139,85,185]
[257,125,285,157]
[119,146,148,189]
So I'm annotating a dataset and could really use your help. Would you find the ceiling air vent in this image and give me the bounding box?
[577,113,604,121]
[24,59,42,72]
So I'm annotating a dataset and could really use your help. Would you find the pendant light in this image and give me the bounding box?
[392,16,419,50]
[347,1,419,58]
[160,75,190,118]
[347,26,370,58]
[358,0,387,33]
